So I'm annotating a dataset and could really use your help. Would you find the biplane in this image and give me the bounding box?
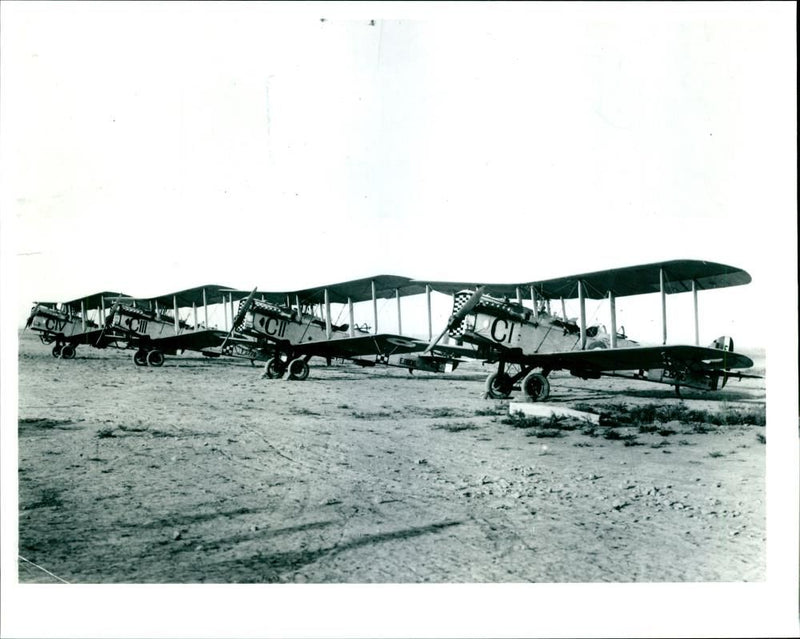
[419,260,758,400]
[231,275,474,379]
[25,291,130,358]
[106,285,272,366]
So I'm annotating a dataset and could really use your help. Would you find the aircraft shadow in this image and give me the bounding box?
[563,384,760,402]
[207,519,463,583]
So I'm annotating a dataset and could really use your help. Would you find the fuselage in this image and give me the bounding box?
[239,300,369,345]
[450,293,638,356]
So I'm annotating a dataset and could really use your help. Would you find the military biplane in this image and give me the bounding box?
[25,291,130,358]
[231,275,475,380]
[419,260,758,400]
[106,285,272,366]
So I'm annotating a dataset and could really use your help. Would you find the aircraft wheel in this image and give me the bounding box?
[60,344,76,359]
[52,344,63,358]
[133,350,148,366]
[147,350,165,367]
[522,371,550,402]
[485,372,513,399]
[263,357,286,379]
[287,357,310,381]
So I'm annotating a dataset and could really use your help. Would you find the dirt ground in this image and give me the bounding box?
[16,331,766,583]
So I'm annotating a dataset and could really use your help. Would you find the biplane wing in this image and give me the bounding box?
[516,344,753,373]
[418,259,752,298]
[26,290,132,358]
[107,284,261,366]
[418,260,758,400]
[134,328,228,353]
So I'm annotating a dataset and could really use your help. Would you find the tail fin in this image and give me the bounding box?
[709,336,734,352]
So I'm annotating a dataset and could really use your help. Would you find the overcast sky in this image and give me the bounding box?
[1,3,798,636]
[2,2,796,346]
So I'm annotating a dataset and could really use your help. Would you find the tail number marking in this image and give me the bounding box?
[490,318,516,345]
[44,317,68,332]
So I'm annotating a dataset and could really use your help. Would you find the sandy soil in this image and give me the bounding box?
[16,331,766,583]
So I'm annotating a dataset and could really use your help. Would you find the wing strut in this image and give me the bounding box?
[348,297,355,337]
[324,288,332,339]
[371,280,378,335]
[530,286,539,320]
[173,295,180,334]
[609,291,617,348]
[660,267,667,345]
[578,280,586,350]
[426,285,433,340]
[396,289,402,335]
[202,288,208,329]
[692,279,699,345]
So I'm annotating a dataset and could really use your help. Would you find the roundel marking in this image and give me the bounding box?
[386,337,418,348]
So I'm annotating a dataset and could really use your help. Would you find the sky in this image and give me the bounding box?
[1,2,798,637]
[1,1,796,347]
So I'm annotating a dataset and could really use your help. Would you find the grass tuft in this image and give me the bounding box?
[433,422,480,433]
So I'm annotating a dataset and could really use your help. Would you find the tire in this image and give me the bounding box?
[146,350,165,367]
[287,357,310,381]
[133,350,148,366]
[521,371,550,402]
[263,357,286,379]
[485,372,512,399]
[52,344,63,358]
[60,344,76,360]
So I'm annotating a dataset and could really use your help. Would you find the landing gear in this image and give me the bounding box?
[59,344,76,360]
[485,362,552,401]
[132,348,165,366]
[287,357,310,381]
[485,372,513,399]
[521,371,550,401]
[262,357,287,379]
[146,350,165,367]
[52,344,63,358]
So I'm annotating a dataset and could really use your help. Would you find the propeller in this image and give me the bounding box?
[220,287,258,351]
[423,286,485,354]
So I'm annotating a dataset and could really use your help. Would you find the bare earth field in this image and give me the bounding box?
[16,331,766,583]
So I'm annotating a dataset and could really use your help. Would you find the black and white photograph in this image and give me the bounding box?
[1,2,797,637]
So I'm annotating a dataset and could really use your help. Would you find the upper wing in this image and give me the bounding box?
[518,344,754,373]
[416,260,751,300]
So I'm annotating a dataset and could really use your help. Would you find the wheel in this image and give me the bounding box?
[146,350,165,367]
[485,372,513,399]
[60,344,76,360]
[133,350,148,366]
[287,357,310,381]
[52,344,63,358]
[262,357,286,379]
[521,371,550,401]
